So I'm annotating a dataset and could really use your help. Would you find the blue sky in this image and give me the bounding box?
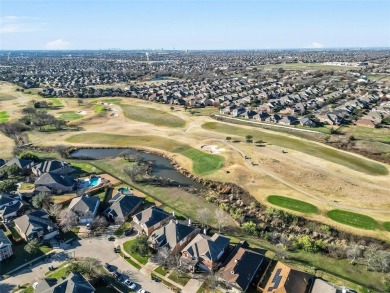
[0,0,389,50]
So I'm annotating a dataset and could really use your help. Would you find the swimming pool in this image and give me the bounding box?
[89,177,101,187]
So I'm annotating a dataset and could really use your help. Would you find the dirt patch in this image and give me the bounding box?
[201,144,225,154]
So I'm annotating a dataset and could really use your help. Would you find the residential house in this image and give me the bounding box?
[148,219,200,255]
[35,272,95,293]
[181,233,230,272]
[1,156,34,174]
[68,195,100,224]
[105,191,143,223]
[34,173,77,194]
[311,278,356,293]
[219,241,267,293]
[14,209,59,241]
[299,117,316,127]
[355,118,377,128]
[278,116,298,125]
[132,206,174,236]
[0,229,13,261]
[261,261,314,293]
[32,160,74,176]
[0,193,27,221]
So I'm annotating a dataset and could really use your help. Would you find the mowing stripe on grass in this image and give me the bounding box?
[0,111,10,123]
[267,195,318,213]
[327,209,379,230]
[383,222,390,232]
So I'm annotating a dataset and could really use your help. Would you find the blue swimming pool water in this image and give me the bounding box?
[89,177,100,187]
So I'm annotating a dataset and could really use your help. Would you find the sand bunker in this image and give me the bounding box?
[201,145,225,154]
[78,111,87,115]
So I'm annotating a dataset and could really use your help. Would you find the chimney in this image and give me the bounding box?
[188,218,192,226]
[172,211,175,217]
[203,228,207,235]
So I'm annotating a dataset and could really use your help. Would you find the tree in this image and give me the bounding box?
[48,203,62,217]
[24,239,40,254]
[151,247,180,270]
[364,243,380,271]
[225,136,232,141]
[170,106,174,111]
[77,99,84,106]
[242,221,258,236]
[129,235,151,257]
[0,180,17,193]
[67,258,101,278]
[197,208,212,228]
[91,216,108,231]
[295,236,317,253]
[58,210,78,233]
[19,152,39,161]
[32,193,51,209]
[347,242,362,265]
[215,208,230,233]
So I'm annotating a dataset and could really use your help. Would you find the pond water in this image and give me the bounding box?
[70,148,202,188]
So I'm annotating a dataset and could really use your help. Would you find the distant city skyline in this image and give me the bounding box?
[0,0,389,50]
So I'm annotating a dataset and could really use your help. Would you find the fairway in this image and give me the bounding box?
[267,195,318,213]
[0,93,17,101]
[121,104,186,127]
[0,111,10,123]
[59,111,83,121]
[384,222,390,232]
[327,210,379,230]
[66,133,224,175]
[46,98,63,107]
[202,122,388,175]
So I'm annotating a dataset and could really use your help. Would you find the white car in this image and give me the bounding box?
[138,289,149,293]
[123,279,136,290]
[32,282,39,289]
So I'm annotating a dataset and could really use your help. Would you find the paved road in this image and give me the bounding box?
[1,236,172,293]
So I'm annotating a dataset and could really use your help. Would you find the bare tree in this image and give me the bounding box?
[347,242,362,265]
[48,203,62,217]
[58,210,78,233]
[364,243,380,271]
[275,243,288,260]
[215,208,230,233]
[378,250,390,273]
[91,216,109,231]
[197,208,212,228]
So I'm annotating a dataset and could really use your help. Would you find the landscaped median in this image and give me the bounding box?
[267,195,318,214]
[66,133,224,175]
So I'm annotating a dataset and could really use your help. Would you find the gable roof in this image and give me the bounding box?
[105,194,143,220]
[182,233,230,262]
[35,173,77,187]
[219,241,265,292]
[0,192,15,207]
[37,272,95,293]
[263,261,313,293]
[33,160,72,174]
[149,220,199,250]
[0,229,12,248]
[14,209,58,239]
[133,206,173,228]
[3,156,34,170]
[68,196,99,217]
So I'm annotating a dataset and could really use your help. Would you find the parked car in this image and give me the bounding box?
[112,271,121,279]
[104,263,116,272]
[108,236,115,241]
[138,289,149,293]
[86,223,91,230]
[124,228,134,236]
[123,279,137,290]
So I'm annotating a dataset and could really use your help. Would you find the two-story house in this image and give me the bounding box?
[68,195,100,224]
[32,160,74,176]
[148,220,200,255]
[0,230,13,261]
[0,193,26,221]
[131,206,174,236]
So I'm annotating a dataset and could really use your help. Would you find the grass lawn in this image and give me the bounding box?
[202,122,388,175]
[59,111,84,121]
[70,161,100,174]
[267,195,318,213]
[8,226,22,241]
[118,248,142,269]
[62,227,80,241]
[46,264,70,279]
[0,243,52,275]
[20,182,35,190]
[0,111,10,123]
[327,210,379,230]
[114,222,131,237]
[46,98,63,107]
[383,222,390,232]
[51,194,78,204]
[168,270,191,286]
[154,266,169,276]
[66,133,224,175]
[123,239,151,265]
[93,103,107,113]
[151,272,180,291]
[121,104,186,128]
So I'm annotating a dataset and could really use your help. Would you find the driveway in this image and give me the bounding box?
[1,236,172,293]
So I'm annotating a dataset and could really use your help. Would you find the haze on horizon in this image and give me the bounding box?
[0,0,389,50]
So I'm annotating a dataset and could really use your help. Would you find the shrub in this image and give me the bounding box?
[242,221,258,236]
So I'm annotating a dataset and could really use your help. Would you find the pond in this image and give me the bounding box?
[70,148,203,188]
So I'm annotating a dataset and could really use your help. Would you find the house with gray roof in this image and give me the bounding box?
[68,195,100,224]
[32,160,74,176]
[34,173,77,194]
[181,233,230,272]
[14,209,59,241]
[149,219,200,255]
[132,206,174,236]
[105,192,143,224]
[1,156,34,174]
[0,229,13,261]
[35,272,95,293]
[0,193,27,221]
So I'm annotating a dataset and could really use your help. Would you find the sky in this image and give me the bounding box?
[0,0,389,50]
